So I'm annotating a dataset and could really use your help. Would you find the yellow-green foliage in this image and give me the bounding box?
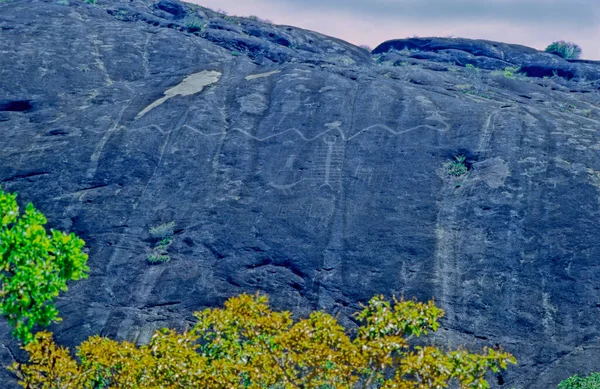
[11,293,515,388]
[0,187,89,343]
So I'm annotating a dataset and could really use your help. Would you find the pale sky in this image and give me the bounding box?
[188,0,600,60]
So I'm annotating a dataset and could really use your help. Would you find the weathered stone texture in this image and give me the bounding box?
[1,0,600,387]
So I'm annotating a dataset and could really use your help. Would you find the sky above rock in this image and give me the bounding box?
[189,0,600,60]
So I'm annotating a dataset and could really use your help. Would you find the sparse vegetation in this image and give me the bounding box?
[545,41,582,60]
[465,63,478,73]
[558,102,576,113]
[0,187,89,343]
[445,155,468,177]
[490,66,523,80]
[11,293,516,388]
[558,373,600,389]
[147,222,175,264]
[149,221,176,240]
[56,0,69,5]
[146,253,170,264]
[503,66,520,79]
[184,15,205,33]
[247,15,273,24]
[84,0,96,4]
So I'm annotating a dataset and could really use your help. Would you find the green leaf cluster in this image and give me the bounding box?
[558,373,600,389]
[0,187,89,343]
[12,293,516,388]
[445,155,468,177]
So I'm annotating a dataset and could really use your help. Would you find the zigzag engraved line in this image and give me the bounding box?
[131,119,449,143]
[347,121,449,141]
[231,127,342,142]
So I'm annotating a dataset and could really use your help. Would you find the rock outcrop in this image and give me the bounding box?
[1,0,600,387]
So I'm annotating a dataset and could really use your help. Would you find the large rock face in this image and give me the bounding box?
[1,0,600,387]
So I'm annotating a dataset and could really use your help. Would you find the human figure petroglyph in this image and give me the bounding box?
[321,135,337,190]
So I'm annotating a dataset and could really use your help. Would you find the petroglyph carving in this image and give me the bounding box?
[325,121,342,129]
[284,154,296,170]
[136,70,221,119]
[268,179,308,195]
[321,135,337,189]
[260,113,450,194]
[319,86,336,93]
[182,124,224,137]
[245,70,281,81]
[478,109,500,155]
[277,203,313,217]
[348,112,450,141]
[313,134,345,191]
[353,164,374,186]
[87,104,130,178]
[239,93,268,115]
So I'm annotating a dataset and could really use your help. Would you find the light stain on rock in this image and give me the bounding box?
[136,70,222,119]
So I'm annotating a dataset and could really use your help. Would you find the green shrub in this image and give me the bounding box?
[149,221,176,240]
[156,237,172,251]
[84,0,96,4]
[147,222,175,264]
[558,373,600,389]
[147,253,170,264]
[445,155,468,177]
[0,187,89,343]
[184,15,204,32]
[545,41,582,59]
[502,66,520,79]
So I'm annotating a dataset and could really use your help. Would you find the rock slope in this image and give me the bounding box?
[1,0,600,387]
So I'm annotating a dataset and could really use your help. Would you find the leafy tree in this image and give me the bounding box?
[11,293,516,388]
[0,187,89,343]
[558,373,600,389]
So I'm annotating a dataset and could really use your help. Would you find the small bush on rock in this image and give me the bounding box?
[149,221,176,240]
[445,155,468,177]
[558,373,600,389]
[184,15,204,32]
[545,41,582,59]
[146,253,170,264]
[147,222,175,264]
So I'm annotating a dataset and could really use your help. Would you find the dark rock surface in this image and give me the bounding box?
[1,0,600,387]
[373,37,600,81]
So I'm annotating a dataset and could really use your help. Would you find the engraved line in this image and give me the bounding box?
[321,136,336,188]
[87,104,129,178]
